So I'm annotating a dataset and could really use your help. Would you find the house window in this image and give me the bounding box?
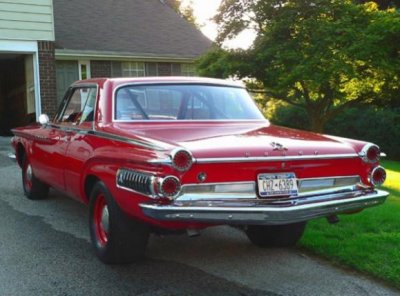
[181,64,196,76]
[79,61,91,80]
[121,62,145,77]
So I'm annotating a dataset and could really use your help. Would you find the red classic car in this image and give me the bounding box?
[10,77,388,264]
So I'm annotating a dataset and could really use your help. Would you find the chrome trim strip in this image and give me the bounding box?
[298,175,360,192]
[193,153,359,164]
[149,153,360,165]
[174,176,361,201]
[140,189,389,225]
[177,185,359,201]
[179,181,256,200]
[43,124,168,151]
[113,119,267,123]
[90,130,167,151]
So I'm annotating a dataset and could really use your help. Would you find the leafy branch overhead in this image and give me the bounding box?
[166,0,197,26]
[197,0,400,132]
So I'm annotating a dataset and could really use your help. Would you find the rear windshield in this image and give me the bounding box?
[114,84,265,121]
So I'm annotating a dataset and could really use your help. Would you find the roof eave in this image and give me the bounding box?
[55,49,199,63]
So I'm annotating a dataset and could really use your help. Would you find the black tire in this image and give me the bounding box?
[22,155,49,200]
[245,222,307,248]
[89,181,150,264]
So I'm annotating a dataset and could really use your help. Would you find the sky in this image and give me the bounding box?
[182,0,255,49]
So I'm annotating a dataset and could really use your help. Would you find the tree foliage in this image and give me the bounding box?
[197,0,400,132]
[166,0,197,26]
[356,0,400,10]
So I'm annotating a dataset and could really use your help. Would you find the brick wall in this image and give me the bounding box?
[38,41,57,116]
[91,61,112,77]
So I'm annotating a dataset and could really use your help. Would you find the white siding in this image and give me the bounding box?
[0,0,54,41]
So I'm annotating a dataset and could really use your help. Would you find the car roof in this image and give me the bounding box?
[72,77,245,89]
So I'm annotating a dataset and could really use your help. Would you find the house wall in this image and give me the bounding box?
[0,0,55,41]
[0,0,55,124]
[39,41,57,116]
[90,61,185,78]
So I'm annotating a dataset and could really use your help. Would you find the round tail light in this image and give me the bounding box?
[171,149,193,172]
[159,176,181,199]
[360,144,380,163]
[370,166,386,186]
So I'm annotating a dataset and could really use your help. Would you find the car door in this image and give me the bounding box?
[30,88,75,192]
[33,85,96,193]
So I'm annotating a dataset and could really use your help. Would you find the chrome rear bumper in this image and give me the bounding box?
[140,189,388,225]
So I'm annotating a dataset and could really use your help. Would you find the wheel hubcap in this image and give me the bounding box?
[100,206,109,234]
[26,165,33,181]
[24,164,33,190]
[94,194,109,246]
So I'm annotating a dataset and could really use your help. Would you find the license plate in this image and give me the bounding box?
[258,173,298,197]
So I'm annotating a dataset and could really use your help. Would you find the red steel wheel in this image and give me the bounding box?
[23,163,33,193]
[89,181,150,264]
[21,154,49,200]
[93,193,109,247]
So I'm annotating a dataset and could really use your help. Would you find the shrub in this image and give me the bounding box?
[268,103,400,160]
[326,106,400,160]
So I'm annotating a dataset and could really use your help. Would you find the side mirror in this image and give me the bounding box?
[38,114,50,125]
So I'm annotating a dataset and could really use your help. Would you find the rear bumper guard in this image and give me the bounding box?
[140,189,388,225]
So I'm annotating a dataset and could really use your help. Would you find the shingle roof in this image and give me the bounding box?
[53,0,212,59]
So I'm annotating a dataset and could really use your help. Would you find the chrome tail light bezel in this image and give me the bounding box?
[369,166,386,186]
[158,175,182,199]
[359,143,381,164]
[170,148,194,172]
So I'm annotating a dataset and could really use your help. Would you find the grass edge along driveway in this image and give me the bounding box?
[300,160,400,288]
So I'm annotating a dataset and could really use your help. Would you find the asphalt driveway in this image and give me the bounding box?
[0,136,398,296]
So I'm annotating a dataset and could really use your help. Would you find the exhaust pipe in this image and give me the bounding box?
[186,228,200,237]
[327,215,339,224]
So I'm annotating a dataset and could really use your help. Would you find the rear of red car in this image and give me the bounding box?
[125,125,388,227]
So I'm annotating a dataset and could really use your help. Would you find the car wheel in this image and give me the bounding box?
[245,222,307,248]
[89,181,150,264]
[22,156,49,200]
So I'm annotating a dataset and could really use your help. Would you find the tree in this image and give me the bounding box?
[165,0,197,26]
[197,0,400,132]
[356,0,400,10]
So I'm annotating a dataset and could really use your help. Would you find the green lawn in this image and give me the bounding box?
[299,160,400,287]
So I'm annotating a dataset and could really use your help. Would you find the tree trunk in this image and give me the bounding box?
[307,109,326,133]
